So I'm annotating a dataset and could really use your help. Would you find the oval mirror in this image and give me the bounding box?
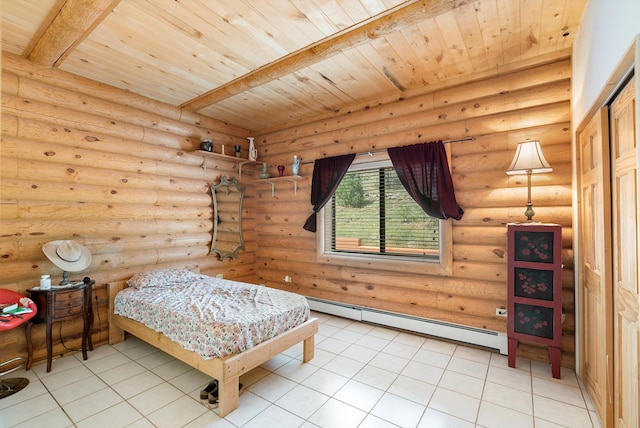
[210,176,245,260]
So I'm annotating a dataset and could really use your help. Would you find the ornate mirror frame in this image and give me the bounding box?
[210,176,245,260]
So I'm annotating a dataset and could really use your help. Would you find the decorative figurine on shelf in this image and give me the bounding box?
[248,137,257,161]
[200,140,213,152]
[292,155,300,176]
[234,145,241,158]
[278,165,285,177]
[260,163,270,179]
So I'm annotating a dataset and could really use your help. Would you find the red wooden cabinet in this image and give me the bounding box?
[507,223,562,378]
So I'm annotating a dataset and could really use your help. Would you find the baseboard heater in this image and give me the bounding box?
[307,297,508,355]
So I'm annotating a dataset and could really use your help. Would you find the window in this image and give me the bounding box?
[320,153,450,270]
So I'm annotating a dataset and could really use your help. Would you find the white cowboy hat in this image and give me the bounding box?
[42,240,92,272]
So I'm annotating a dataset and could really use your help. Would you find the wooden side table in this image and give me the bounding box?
[26,278,94,372]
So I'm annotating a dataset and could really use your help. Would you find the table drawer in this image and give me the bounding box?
[53,290,84,317]
[53,304,83,318]
[53,289,84,305]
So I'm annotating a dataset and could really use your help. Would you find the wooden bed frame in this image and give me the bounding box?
[107,281,318,417]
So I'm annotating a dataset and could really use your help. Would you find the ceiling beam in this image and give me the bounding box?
[180,0,458,112]
[28,0,121,67]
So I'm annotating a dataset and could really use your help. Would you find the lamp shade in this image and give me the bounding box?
[506,140,552,175]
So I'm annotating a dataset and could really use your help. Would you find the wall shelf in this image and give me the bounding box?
[257,176,307,197]
[194,150,260,177]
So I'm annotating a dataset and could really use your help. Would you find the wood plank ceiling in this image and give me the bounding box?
[2,0,586,132]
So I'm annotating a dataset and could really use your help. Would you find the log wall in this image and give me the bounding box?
[0,52,575,369]
[254,56,575,366]
[0,53,259,365]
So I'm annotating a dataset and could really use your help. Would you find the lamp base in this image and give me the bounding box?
[524,203,535,221]
[59,271,70,285]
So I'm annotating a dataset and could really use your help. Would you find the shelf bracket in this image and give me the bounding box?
[238,161,251,178]
[258,176,305,197]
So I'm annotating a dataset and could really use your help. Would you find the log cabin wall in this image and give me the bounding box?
[254,55,575,367]
[0,53,259,366]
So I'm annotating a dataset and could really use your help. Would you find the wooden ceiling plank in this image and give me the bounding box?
[348,45,401,93]
[368,35,416,91]
[2,0,62,56]
[520,0,544,60]
[271,0,337,43]
[537,0,566,55]
[62,41,205,106]
[180,0,459,112]
[248,1,324,49]
[398,24,445,86]
[134,0,271,71]
[496,0,521,64]
[474,0,504,68]
[193,0,292,63]
[453,1,489,72]
[28,0,122,67]
[269,72,348,112]
[434,10,474,76]
[372,31,423,92]
[200,85,320,131]
[358,0,400,16]
[308,56,376,102]
[339,0,377,23]
[290,0,345,35]
[558,0,586,50]
[302,39,421,111]
[415,16,459,82]
[64,1,253,104]
[253,66,349,112]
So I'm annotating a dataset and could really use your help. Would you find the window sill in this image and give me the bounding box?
[317,251,452,276]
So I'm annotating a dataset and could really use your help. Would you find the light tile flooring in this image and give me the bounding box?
[1,311,601,428]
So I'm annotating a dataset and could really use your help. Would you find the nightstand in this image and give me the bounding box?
[26,278,94,372]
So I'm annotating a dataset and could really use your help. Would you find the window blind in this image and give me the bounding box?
[327,166,440,258]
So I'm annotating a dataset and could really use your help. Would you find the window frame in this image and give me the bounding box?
[316,151,453,276]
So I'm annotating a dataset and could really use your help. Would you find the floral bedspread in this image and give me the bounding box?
[114,274,310,359]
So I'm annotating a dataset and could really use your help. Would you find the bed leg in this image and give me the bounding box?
[302,335,315,362]
[107,281,126,345]
[216,377,240,418]
[108,321,125,345]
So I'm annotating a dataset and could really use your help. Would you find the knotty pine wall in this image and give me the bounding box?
[0,53,259,365]
[255,57,575,367]
[0,52,575,369]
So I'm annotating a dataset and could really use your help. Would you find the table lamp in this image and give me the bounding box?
[506,140,552,221]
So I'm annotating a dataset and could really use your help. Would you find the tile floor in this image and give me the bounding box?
[1,311,601,428]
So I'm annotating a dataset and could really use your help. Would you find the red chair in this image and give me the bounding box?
[0,289,37,399]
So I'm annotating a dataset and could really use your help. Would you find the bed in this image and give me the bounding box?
[108,268,318,417]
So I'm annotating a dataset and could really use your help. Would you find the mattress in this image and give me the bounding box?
[113,270,310,359]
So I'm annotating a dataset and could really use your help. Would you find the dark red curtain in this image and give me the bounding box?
[303,153,356,232]
[387,141,464,220]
